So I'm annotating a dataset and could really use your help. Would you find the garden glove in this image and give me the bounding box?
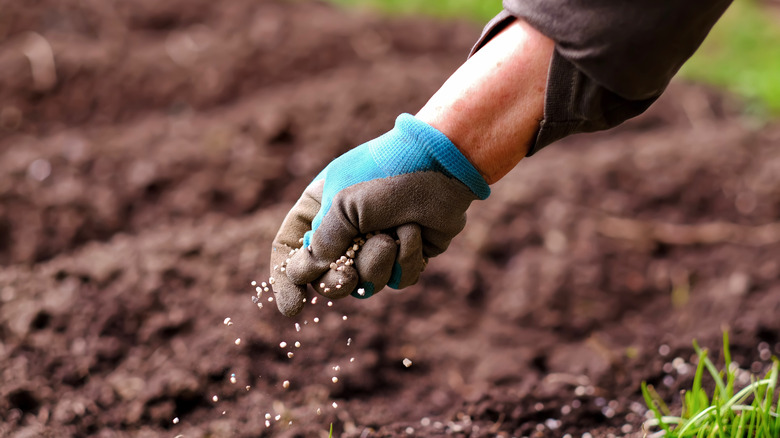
[270,113,490,317]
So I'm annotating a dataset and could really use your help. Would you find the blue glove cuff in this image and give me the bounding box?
[370,114,491,200]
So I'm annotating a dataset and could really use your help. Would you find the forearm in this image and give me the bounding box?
[416,19,553,184]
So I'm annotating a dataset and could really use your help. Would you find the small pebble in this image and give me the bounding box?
[403,358,412,367]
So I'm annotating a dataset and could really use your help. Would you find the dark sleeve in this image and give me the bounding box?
[471,0,733,155]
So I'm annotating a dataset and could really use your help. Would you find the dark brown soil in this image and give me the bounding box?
[2,1,780,437]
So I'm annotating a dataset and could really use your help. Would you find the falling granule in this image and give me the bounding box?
[265,420,271,428]
[173,417,180,424]
[223,317,232,326]
[222,411,226,415]
[268,296,274,302]
[255,286,262,293]
[295,323,301,332]
[347,338,352,346]
[332,402,338,409]
[332,377,339,383]
[275,415,281,421]
[234,338,241,346]
[332,365,340,371]
[261,281,267,288]
[265,413,272,420]
[287,352,294,358]
[313,317,320,323]
[319,282,326,288]
[257,303,263,309]
[282,380,290,389]
[212,395,219,402]
[316,408,322,415]
[311,297,318,304]
[342,315,348,321]
[251,296,259,304]
[230,374,237,384]
[357,288,365,296]
[294,341,301,348]
[245,385,251,391]
[327,301,333,307]
[350,357,355,363]
[251,281,257,286]
[280,341,287,348]
[403,358,412,367]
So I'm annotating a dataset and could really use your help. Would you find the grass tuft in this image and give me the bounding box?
[643,332,780,437]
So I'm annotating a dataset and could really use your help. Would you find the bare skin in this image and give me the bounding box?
[416,19,554,184]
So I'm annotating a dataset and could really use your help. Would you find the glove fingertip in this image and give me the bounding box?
[273,284,306,317]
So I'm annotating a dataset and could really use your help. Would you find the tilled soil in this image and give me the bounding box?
[2,1,780,437]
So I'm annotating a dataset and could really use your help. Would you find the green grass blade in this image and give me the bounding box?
[643,382,671,433]
[694,341,727,399]
[762,360,778,435]
[734,407,748,438]
[721,378,772,416]
[691,348,709,416]
[677,405,717,437]
[724,331,736,400]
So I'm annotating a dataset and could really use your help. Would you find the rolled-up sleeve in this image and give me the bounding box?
[471,0,733,155]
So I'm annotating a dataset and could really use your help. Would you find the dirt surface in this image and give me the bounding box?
[2,1,780,437]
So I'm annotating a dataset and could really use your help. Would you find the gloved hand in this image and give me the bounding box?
[269,114,490,316]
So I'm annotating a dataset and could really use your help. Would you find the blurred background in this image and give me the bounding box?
[1,1,779,437]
